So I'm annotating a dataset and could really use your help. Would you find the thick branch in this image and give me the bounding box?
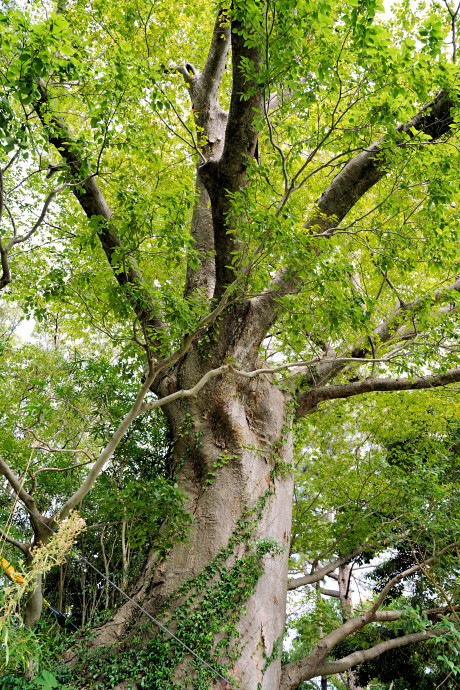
[280,618,437,689]
[256,90,457,333]
[200,9,232,104]
[0,457,38,514]
[34,84,165,350]
[0,243,11,289]
[314,90,454,232]
[296,367,460,418]
[219,13,261,178]
[175,12,231,300]
[184,176,216,299]
[204,8,262,297]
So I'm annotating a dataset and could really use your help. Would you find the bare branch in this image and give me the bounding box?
[23,429,94,463]
[141,364,230,412]
[0,181,68,290]
[319,588,340,598]
[6,182,67,251]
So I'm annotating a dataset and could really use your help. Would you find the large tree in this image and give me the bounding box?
[2,0,460,687]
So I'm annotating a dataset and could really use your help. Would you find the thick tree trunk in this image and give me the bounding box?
[23,574,43,628]
[23,517,53,629]
[80,341,293,689]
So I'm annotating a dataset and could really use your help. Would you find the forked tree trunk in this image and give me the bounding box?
[81,340,294,689]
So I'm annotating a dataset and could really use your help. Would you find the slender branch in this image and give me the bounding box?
[6,182,67,251]
[287,547,364,590]
[232,356,396,380]
[23,428,94,463]
[349,273,460,359]
[140,364,230,412]
[0,162,3,225]
[34,459,94,474]
[0,182,68,290]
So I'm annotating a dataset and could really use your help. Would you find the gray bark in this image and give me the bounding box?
[88,339,293,689]
[338,565,362,690]
[23,574,43,629]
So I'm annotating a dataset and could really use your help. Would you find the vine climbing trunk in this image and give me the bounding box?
[81,334,294,689]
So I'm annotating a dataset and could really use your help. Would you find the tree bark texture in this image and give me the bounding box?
[338,566,362,690]
[85,335,293,690]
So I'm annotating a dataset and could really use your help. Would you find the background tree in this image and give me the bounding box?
[286,390,460,688]
[2,0,460,687]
